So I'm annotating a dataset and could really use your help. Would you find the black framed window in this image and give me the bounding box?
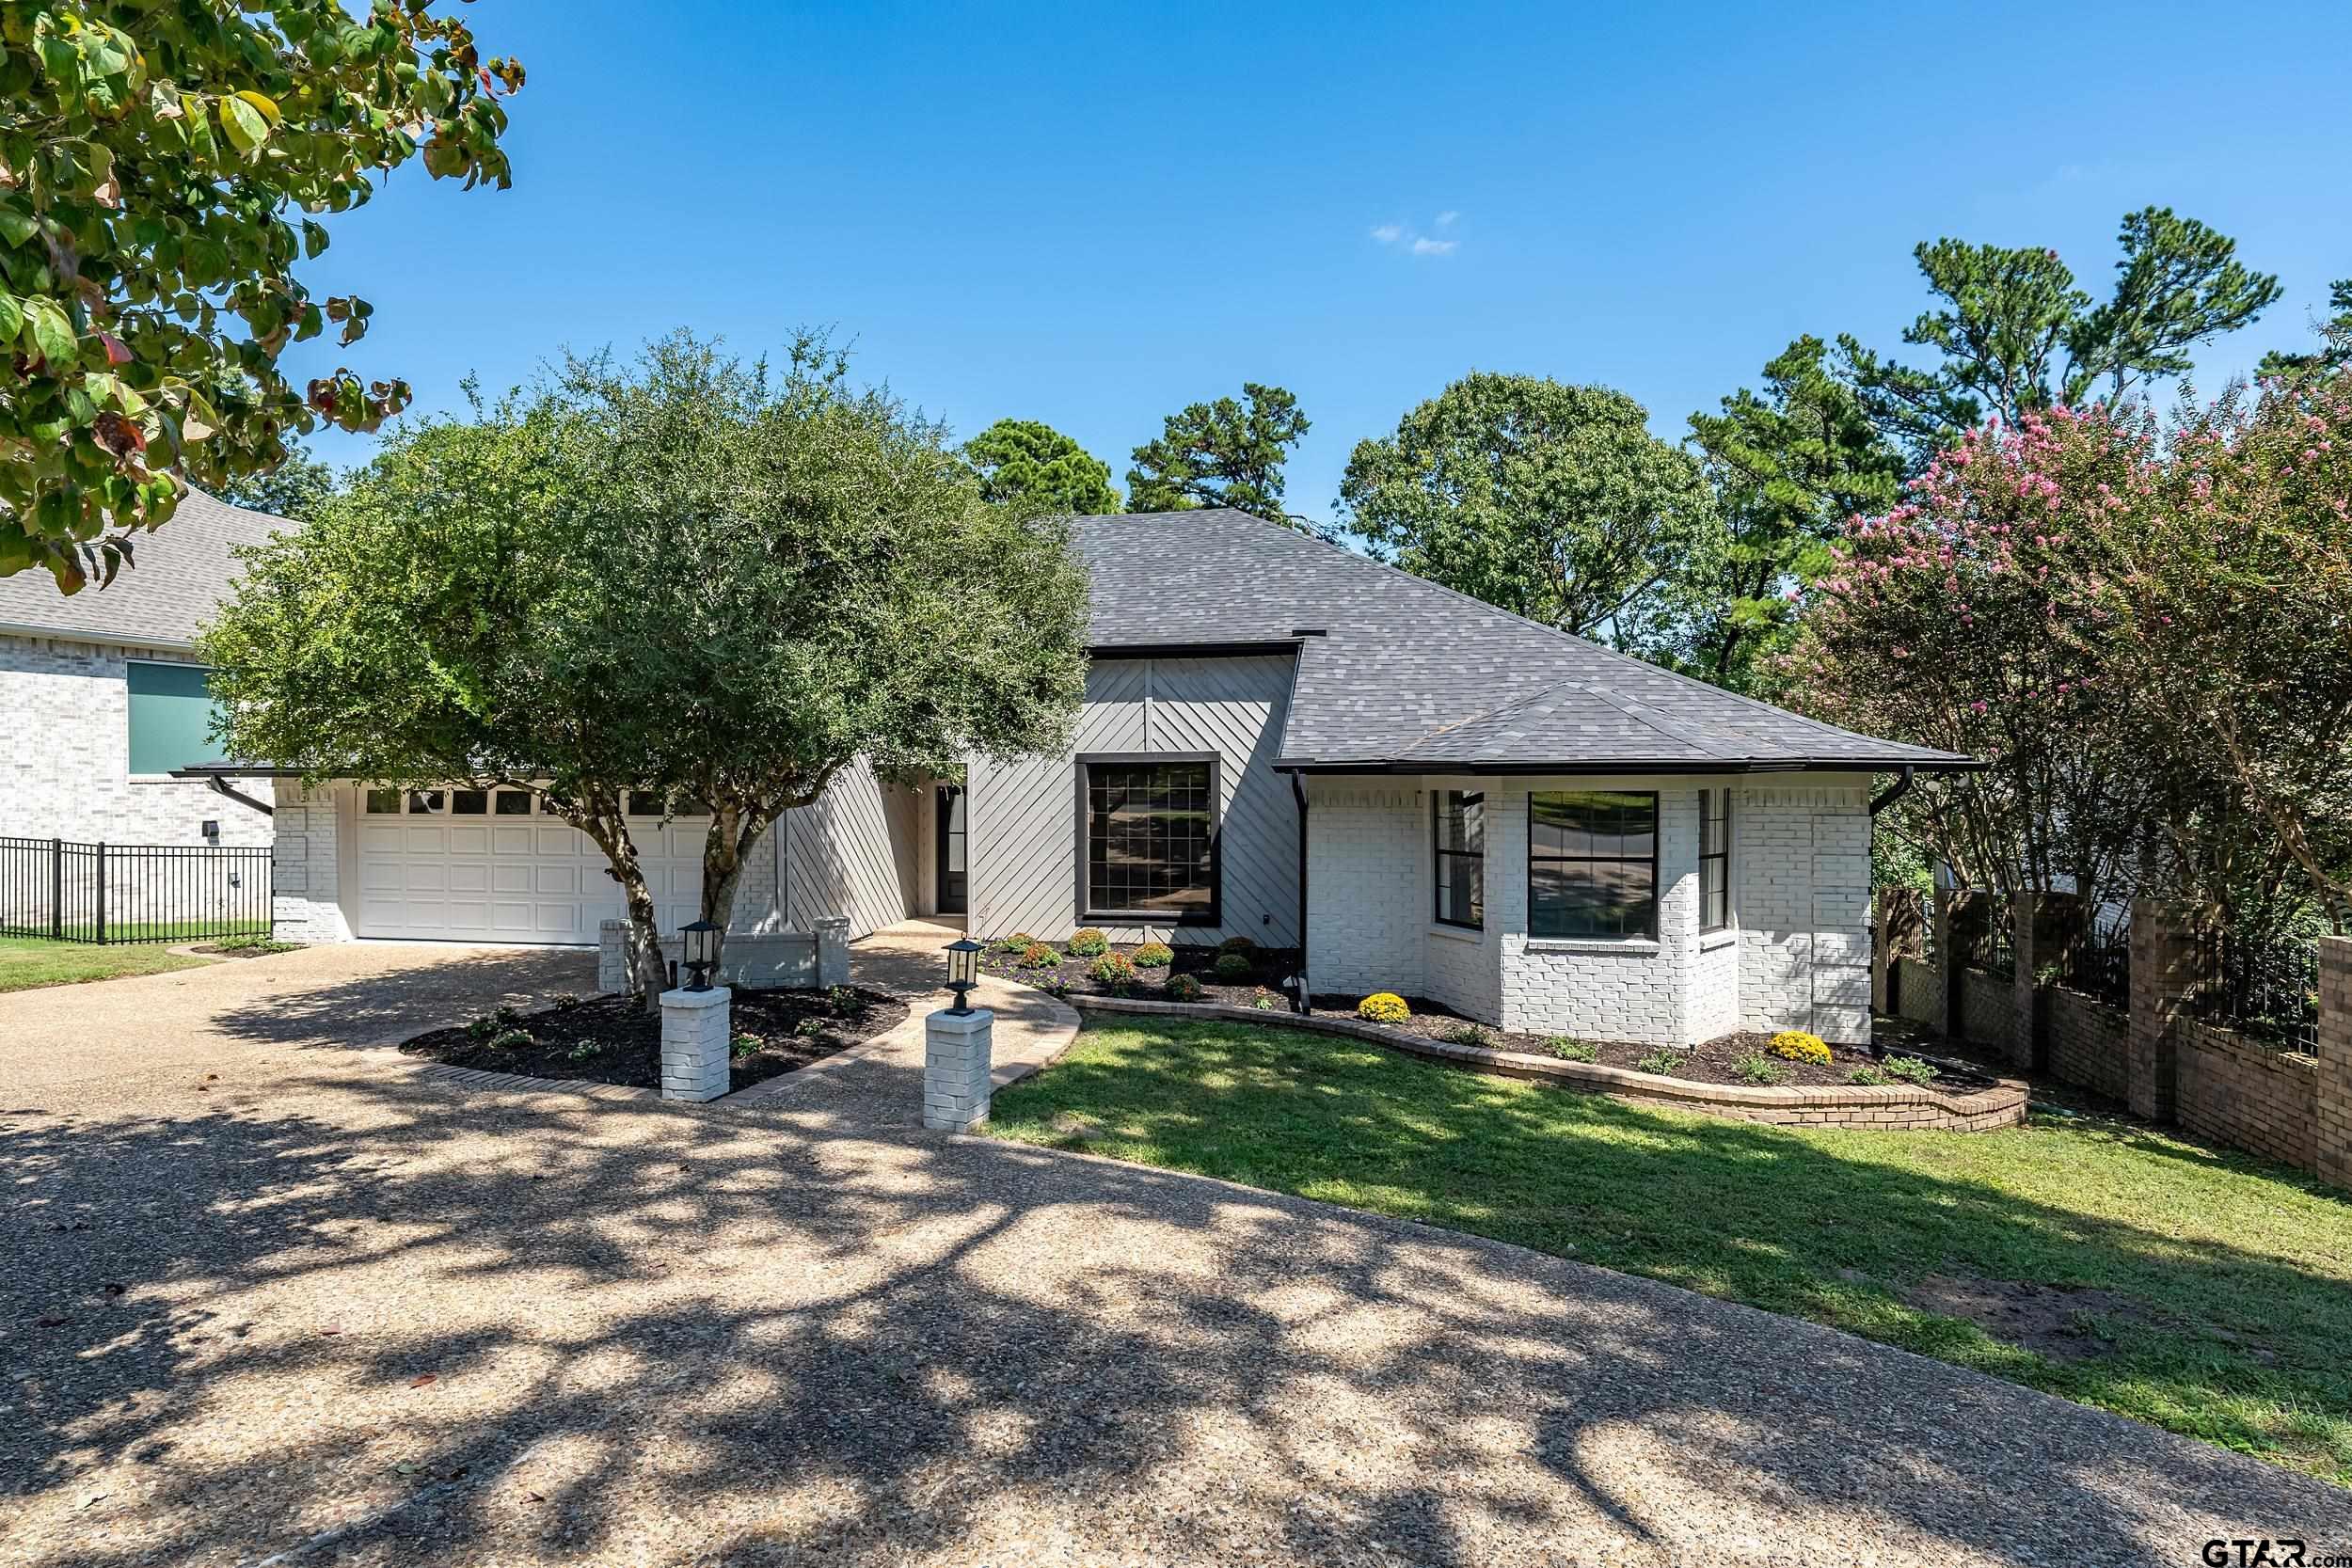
[1699,789,1731,933]
[1082,758,1218,922]
[1528,790,1658,939]
[1433,790,1485,928]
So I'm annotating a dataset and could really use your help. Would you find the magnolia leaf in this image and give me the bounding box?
[24,298,76,369]
[232,89,283,126]
[220,94,270,155]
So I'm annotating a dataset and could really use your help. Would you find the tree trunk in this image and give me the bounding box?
[556,793,671,1014]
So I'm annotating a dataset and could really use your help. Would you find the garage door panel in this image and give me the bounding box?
[448,826,491,855]
[449,864,491,894]
[405,863,449,894]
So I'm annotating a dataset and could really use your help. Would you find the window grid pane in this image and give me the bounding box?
[1434,790,1486,928]
[1087,762,1215,917]
[1529,790,1659,939]
[1698,790,1732,933]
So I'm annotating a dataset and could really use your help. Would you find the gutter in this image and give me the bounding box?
[1273,756,1983,777]
[1869,765,1917,817]
[0,618,199,654]
[202,775,275,817]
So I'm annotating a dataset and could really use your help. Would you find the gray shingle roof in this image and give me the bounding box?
[0,488,288,650]
[1073,509,1974,773]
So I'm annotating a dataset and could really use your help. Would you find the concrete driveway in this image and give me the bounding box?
[2,942,2347,1567]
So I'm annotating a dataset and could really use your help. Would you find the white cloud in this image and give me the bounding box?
[1370,223,1404,245]
[1371,214,1462,257]
[1410,236,1457,256]
[1435,210,1459,228]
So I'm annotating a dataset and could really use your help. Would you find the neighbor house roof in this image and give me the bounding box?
[1073,509,1975,775]
[0,488,289,651]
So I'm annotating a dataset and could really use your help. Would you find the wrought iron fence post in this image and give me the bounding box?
[49,836,61,941]
[94,840,106,946]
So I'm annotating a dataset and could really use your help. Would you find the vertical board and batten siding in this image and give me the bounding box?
[967,655,1299,946]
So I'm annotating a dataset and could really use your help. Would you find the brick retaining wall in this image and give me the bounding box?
[2174,1017,2319,1173]
[1068,994,2028,1133]
[2045,987,2131,1104]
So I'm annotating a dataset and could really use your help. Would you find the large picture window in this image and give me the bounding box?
[1433,790,1484,928]
[1082,757,1218,922]
[1528,790,1658,939]
[1699,789,1732,933]
[126,661,230,776]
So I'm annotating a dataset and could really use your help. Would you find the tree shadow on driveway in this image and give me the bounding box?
[201,945,601,1051]
[2,1070,2347,1568]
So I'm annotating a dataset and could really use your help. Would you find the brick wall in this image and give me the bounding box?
[268,779,349,942]
[1735,782,1872,1044]
[2174,1017,2319,1172]
[1303,783,1426,1002]
[1,632,274,847]
[2045,986,2131,1103]
[1958,966,2014,1058]
[2321,939,2352,1191]
[1892,956,1943,1028]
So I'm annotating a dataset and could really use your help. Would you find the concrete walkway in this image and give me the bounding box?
[1,941,2346,1566]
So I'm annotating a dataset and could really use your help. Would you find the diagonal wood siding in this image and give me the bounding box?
[969,655,1299,947]
[776,758,921,940]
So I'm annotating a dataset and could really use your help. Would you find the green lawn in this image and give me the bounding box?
[0,935,211,991]
[987,1016,2352,1486]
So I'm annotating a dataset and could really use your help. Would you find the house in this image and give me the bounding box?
[262,508,1969,1047]
[0,488,285,850]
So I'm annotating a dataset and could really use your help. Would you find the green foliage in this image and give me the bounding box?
[1019,941,1062,970]
[1216,935,1257,956]
[1734,1051,1790,1085]
[0,1,521,588]
[1671,338,1903,694]
[1087,951,1137,991]
[1249,989,1282,1010]
[1212,951,1253,982]
[964,418,1119,515]
[2258,280,2352,385]
[993,931,1038,954]
[1877,1054,1942,1086]
[1836,209,2280,464]
[1164,973,1204,1004]
[1438,1021,1490,1048]
[1769,1030,1832,1066]
[730,1032,761,1058]
[1846,1065,1892,1086]
[1340,372,1716,643]
[793,1017,824,1038]
[825,984,861,1015]
[1127,383,1311,527]
[1131,941,1172,969]
[201,331,1090,1001]
[1356,991,1410,1024]
[1544,1037,1599,1063]
[1632,1049,1682,1075]
[211,438,337,521]
[1066,927,1109,958]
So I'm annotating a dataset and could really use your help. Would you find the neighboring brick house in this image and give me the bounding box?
[257,507,1973,1047]
[0,489,285,851]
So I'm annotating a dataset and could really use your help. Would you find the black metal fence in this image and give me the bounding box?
[2062,904,2131,1009]
[2197,928,2320,1053]
[0,836,273,945]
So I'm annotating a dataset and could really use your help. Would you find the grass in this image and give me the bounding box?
[0,934,210,991]
[987,1016,2352,1486]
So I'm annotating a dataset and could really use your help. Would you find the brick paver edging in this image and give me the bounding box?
[1067,995,2030,1132]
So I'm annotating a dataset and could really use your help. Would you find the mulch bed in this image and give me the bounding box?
[188,940,304,960]
[978,940,1300,1011]
[398,986,911,1094]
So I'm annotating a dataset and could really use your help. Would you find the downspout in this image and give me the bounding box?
[206,775,275,817]
[1868,765,1915,817]
[1290,771,1310,1014]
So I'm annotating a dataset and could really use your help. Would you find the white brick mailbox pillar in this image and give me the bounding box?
[924,1006,994,1132]
[660,985,733,1102]
[815,914,851,989]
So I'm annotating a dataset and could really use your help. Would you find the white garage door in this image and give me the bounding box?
[354,786,707,943]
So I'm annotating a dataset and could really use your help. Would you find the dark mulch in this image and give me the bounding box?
[189,939,305,959]
[978,940,1300,1012]
[397,986,911,1094]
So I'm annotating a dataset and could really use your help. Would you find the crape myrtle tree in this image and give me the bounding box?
[202,333,1091,1004]
[1785,405,2161,904]
[1,1,521,590]
[1339,372,1716,647]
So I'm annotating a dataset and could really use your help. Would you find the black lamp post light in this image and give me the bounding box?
[945,936,982,1014]
[680,918,721,991]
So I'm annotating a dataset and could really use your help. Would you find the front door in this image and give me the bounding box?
[935,785,967,914]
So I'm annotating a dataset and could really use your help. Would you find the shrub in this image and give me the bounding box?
[1019,941,1060,970]
[992,932,1034,955]
[1735,1051,1790,1085]
[1545,1037,1599,1063]
[1846,1066,1891,1085]
[550,992,582,1011]
[1251,990,1282,1010]
[794,1017,826,1037]
[485,1027,531,1053]
[1165,973,1205,1004]
[826,984,862,1014]
[730,1032,763,1059]
[1439,1022,1490,1048]
[1356,991,1410,1023]
[1217,935,1259,957]
[1041,975,1071,998]
[1067,927,1110,958]
[1213,951,1254,982]
[1132,941,1174,969]
[1879,1053,1941,1085]
[1088,952,1137,992]
[1769,1030,1832,1066]
[1633,1049,1682,1076]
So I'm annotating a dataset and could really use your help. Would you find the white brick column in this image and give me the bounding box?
[815,914,851,989]
[924,1006,993,1132]
[660,986,733,1101]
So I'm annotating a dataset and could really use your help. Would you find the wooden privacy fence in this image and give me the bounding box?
[0,836,273,945]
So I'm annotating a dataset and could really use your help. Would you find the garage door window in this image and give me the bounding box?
[365,788,400,814]
[494,789,532,816]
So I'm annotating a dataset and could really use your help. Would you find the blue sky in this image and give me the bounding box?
[292,0,2352,524]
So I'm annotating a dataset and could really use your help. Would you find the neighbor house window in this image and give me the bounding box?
[126,661,230,776]
[1699,789,1731,933]
[1528,790,1658,939]
[1433,790,1484,928]
[1081,757,1218,922]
